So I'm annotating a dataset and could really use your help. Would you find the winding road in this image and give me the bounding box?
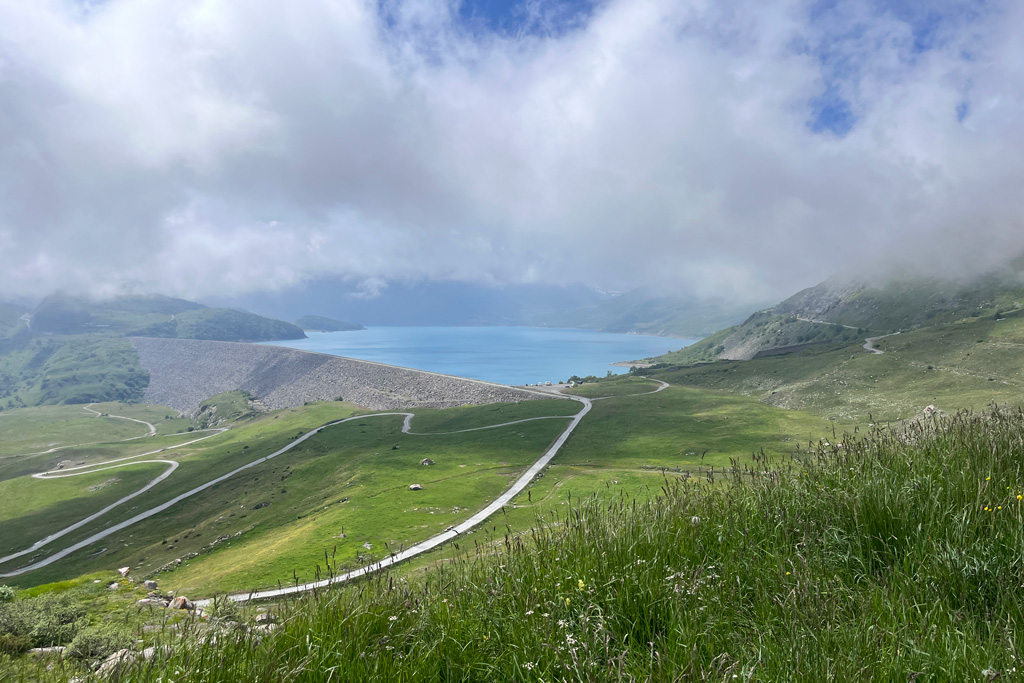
[863,332,899,354]
[0,378,669,603]
[795,315,899,356]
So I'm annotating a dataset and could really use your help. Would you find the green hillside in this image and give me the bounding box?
[644,307,1024,423]
[0,294,306,408]
[32,293,305,342]
[7,402,1024,680]
[133,307,305,342]
[649,266,1024,363]
[294,315,365,332]
[0,335,148,410]
[0,302,26,337]
[775,270,1024,332]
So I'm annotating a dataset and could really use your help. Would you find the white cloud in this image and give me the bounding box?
[1,0,1022,303]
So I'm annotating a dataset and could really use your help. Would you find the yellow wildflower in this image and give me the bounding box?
[577,579,585,590]
[565,597,570,606]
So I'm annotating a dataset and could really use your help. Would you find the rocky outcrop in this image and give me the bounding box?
[130,337,541,415]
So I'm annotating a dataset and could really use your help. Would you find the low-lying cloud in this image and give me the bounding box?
[2,0,1022,303]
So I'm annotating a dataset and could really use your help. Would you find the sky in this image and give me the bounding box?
[1,0,1023,305]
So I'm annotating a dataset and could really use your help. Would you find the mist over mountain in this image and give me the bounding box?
[208,280,613,327]
[3,1,1023,305]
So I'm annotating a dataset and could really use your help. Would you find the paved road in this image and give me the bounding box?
[0,379,668,597]
[82,403,157,438]
[0,427,228,574]
[211,379,669,605]
[0,403,580,579]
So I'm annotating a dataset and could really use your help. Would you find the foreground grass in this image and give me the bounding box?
[12,404,1024,681]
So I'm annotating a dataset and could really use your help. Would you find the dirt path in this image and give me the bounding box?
[795,315,898,355]
[863,332,899,354]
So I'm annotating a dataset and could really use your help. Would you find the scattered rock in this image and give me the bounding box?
[391,444,400,450]
[924,405,940,417]
[29,646,65,658]
[254,612,276,625]
[143,580,158,590]
[362,542,372,551]
[252,502,271,510]
[171,596,194,610]
[118,566,131,578]
[409,483,423,491]
[137,598,169,608]
[132,337,542,415]
[108,582,121,591]
[142,645,172,662]
[253,623,278,634]
[419,458,434,466]
[96,649,138,680]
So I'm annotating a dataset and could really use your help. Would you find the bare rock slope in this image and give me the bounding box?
[131,337,539,414]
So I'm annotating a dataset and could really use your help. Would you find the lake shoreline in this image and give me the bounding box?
[263,326,692,386]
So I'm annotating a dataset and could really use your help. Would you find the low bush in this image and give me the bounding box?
[0,592,86,648]
[67,624,132,660]
[0,633,31,656]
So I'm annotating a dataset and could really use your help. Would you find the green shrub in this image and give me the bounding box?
[67,624,132,660]
[0,585,14,603]
[0,593,86,647]
[0,633,31,656]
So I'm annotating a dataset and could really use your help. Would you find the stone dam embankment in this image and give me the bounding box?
[130,337,541,415]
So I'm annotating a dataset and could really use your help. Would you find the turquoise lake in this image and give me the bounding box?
[265,327,693,386]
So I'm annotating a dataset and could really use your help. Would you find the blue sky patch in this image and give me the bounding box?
[456,0,598,38]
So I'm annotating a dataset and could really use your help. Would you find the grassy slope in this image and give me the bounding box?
[12,404,1024,681]
[778,272,1024,332]
[0,377,841,596]
[655,309,1024,423]
[0,400,581,592]
[0,302,26,336]
[0,335,149,409]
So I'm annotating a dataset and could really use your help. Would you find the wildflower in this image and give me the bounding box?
[786,571,791,576]
[1018,495,1022,501]
[541,613,550,618]
[998,506,1003,510]
[986,476,991,481]
[565,597,571,606]
[389,616,398,622]
[577,579,585,590]
[524,662,536,671]
[985,506,991,511]
[525,610,534,616]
